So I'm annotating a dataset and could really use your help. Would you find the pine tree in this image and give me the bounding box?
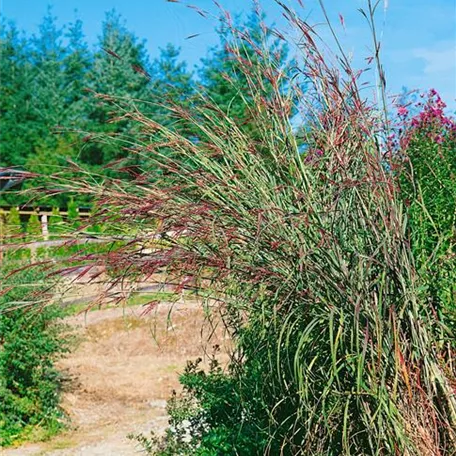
[0,21,35,170]
[199,10,291,135]
[129,43,195,174]
[83,11,151,167]
[67,199,80,228]
[63,15,92,124]
[23,10,92,206]
[49,207,64,236]
[26,212,42,240]
[148,44,193,126]
[5,207,23,242]
[29,6,67,151]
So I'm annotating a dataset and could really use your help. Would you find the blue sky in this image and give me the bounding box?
[1,0,455,110]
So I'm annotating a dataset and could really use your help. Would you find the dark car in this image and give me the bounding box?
[0,168,30,192]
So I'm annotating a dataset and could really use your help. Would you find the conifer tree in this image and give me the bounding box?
[83,11,151,167]
[148,44,193,126]
[63,16,92,123]
[49,207,64,235]
[67,199,80,228]
[0,21,35,169]
[5,207,23,242]
[26,212,42,240]
[199,10,291,135]
[29,6,67,151]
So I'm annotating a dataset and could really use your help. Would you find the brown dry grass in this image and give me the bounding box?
[62,301,228,407]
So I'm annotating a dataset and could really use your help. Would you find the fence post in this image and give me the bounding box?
[41,213,49,241]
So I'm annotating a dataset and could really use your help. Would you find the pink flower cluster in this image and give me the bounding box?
[398,89,456,150]
[410,89,454,130]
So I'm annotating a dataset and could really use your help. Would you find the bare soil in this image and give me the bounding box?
[1,300,228,456]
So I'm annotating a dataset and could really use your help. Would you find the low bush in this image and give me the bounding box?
[131,357,268,455]
[0,264,70,446]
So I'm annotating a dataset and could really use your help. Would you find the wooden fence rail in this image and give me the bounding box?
[0,206,90,237]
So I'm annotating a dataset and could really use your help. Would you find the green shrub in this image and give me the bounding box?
[0,264,70,446]
[130,357,268,455]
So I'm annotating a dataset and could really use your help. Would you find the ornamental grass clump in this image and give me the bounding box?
[53,1,455,454]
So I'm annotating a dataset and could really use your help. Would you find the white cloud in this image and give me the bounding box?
[412,42,456,75]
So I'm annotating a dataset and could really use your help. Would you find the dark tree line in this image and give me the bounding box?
[0,8,289,204]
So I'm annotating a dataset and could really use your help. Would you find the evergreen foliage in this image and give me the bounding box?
[29,6,67,146]
[63,17,92,122]
[199,9,291,135]
[148,44,194,127]
[25,212,42,239]
[5,207,22,241]
[66,199,80,228]
[80,10,151,168]
[48,207,64,235]
[0,21,35,169]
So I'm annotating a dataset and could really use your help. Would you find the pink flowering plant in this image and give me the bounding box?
[404,89,456,145]
[398,89,456,337]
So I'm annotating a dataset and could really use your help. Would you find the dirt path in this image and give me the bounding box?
[2,301,226,456]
